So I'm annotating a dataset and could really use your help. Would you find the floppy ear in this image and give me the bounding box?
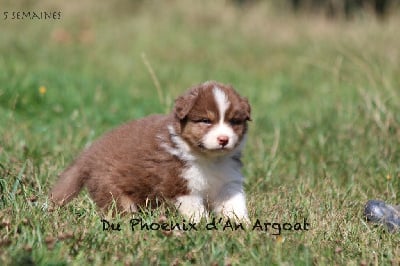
[174,87,199,120]
[241,97,252,121]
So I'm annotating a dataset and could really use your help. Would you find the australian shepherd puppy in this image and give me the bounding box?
[50,81,251,222]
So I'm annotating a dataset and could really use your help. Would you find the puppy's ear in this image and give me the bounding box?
[241,97,252,121]
[174,87,199,120]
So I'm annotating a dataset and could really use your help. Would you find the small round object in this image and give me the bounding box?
[364,199,400,232]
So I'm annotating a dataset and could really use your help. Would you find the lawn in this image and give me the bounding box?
[0,1,399,265]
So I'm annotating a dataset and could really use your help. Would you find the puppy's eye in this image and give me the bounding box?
[229,118,243,126]
[194,118,212,124]
[200,118,211,124]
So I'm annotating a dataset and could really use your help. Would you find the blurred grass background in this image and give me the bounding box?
[1,0,399,265]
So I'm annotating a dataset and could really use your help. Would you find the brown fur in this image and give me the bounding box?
[51,115,188,211]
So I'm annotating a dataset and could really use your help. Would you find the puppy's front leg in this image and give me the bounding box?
[175,194,207,223]
[213,182,249,223]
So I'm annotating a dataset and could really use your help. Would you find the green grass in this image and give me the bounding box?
[1,1,399,265]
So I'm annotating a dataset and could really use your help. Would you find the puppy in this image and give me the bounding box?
[50,81,251,222]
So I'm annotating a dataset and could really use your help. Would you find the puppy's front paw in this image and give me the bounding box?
[213,189,250,224]
[175,195,207,223]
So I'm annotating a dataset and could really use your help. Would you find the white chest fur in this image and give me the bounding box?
[182,157,243,200]
[162,125,249,222]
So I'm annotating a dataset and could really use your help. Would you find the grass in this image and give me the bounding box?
[1,1,399,265]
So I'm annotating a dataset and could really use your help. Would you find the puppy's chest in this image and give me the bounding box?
[181,159,242,198]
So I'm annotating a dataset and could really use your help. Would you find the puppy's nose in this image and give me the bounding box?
[217,135,229,147]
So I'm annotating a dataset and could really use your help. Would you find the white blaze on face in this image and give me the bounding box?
[202,87,239,150]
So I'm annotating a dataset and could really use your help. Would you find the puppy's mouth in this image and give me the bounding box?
[197,142,232,153]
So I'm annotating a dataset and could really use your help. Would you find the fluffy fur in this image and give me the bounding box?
[50,81,251,222]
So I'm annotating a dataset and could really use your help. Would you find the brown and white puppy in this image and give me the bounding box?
[50,81,251,222]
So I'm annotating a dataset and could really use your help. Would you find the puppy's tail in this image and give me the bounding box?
[50,163,87,206]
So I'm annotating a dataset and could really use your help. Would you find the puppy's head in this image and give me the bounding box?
[174,81,251,156]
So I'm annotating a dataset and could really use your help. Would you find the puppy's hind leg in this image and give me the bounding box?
[118,194,138,213]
